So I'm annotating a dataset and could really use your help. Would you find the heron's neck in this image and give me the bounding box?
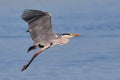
[50,37,69,46]
[57,37,70,45]
[51,34,70,46]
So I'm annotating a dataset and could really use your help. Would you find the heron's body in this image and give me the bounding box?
[21,10,80,71]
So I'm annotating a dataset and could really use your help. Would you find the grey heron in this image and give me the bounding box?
[21,10,80,71]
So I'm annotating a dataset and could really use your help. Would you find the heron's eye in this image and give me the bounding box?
[62,33,70,35]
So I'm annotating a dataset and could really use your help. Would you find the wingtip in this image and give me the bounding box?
[45,12,52,16]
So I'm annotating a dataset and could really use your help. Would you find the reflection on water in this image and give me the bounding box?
[0,0,120,80]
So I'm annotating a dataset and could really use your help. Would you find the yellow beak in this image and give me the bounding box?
[71,34,80,37]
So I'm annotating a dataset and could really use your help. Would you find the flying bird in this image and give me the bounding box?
[21,9,80,71]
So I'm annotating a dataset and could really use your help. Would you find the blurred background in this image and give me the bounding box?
[0,0,120,80]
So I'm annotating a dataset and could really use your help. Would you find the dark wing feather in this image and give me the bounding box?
[21,10,46,24]
[21,10,56,44]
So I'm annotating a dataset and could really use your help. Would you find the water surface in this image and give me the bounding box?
[0,0,120,80]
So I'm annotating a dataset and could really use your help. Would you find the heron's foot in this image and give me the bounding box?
[21,64,28,72]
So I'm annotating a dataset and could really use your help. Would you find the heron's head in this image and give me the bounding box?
[61,33,80,39]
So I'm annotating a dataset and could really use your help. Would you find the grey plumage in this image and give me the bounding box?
[21,10,56,45]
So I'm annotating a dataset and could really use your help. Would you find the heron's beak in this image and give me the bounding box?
[71,34,80,37]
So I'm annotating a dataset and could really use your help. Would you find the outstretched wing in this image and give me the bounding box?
[21,10,56,43]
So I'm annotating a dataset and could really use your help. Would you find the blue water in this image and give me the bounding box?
[0,0,120,80]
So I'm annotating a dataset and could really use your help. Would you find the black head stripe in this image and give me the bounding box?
[62,33,70,35]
